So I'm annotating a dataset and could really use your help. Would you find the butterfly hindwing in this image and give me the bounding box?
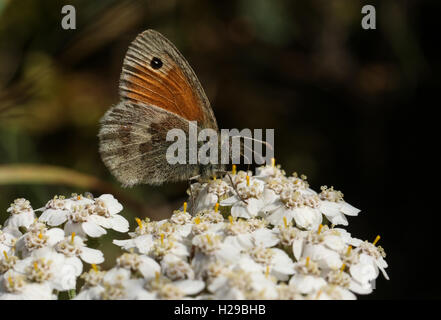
[99,101,203,186]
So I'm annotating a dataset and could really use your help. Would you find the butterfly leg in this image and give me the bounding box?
[187,175,200,216]
[215,169,248,204]
[213,170,228,179]
[226,173,248,205]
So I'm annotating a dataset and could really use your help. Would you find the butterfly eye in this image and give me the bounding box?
[150,57,163,69]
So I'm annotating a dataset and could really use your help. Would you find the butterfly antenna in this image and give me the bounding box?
[241,135,273,165]
[240,135,274,151]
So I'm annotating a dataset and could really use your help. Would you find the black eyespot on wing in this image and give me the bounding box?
[150,57,163,69]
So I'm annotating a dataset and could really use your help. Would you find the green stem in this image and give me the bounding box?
[68,289,76,299]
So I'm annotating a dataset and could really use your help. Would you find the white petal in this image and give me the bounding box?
[289,274,326,294]
[271,249,295,279]
[224,234,253,250]
[293,207,322,230]
[64,221,86,238]
[207,276,228,293]
[340,202,360,216]
[174,280,205,295]
[110,214,129,233]
[252,228,279,247]
[176,224,192,238]
[113,239,135,249]
[231,203,252,219]
[133,235,155,254]
[4,212,35,229]
[89,215,112,228]
[376,258,389,280]
[1,226,22,238]
[262,200,284,214]
[349,280,373,295]
[266,207,294,226]
[82,221,107,238]
[46,228,66,246]
[292,238,304,261]
[80,247,105,264]
[263,189,279,206]
[237,256,264,273]
[97,194,123,215]
[75,286,104,300]
[138,256,160,279]
[194,190,218,213]
[303,244,342,270]
[350,262,377,285]
[65,256,84,276]
[39,209,68,226]
[328,213,348,226]
[220,196,240,206]
[215,243,241,263]
[334,287,357,300]
[21,283,55,300]
[53,263,80,291]
[319,201,341,217]
[323,235,345,251]
[246,198,264,216]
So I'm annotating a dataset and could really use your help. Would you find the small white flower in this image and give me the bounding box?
[4,198,36,231]
[314,284,356,300]
[207,269,277,299]
[63,204,107,238]
[247,246,295,281]
[113,234,155,255]
[116,252,160,279]
[346,241,388,293]
[192,179,232,213]
[76,267,153,300]
[265,189,322,229]
[39,195,93,226]
[192,232,241,264]
[289,258,326,294]
[318,186,360,226]
[0,229,17,257]
[14,247,82,291]
[91,194,129,233]
[161,254,194,280]
[55,233,104,264]
[15,222,64,257]
[221,177,265,219]
[0,270,56,300]
[40,194,128,238]
[254,163,285,181]
[349,254,378,291]
[147,273,204,299]
[356,239,389,280]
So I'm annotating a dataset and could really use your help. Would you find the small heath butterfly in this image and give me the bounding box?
[98,30,225,186]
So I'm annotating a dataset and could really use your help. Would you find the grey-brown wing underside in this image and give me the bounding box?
[98,101,200,186]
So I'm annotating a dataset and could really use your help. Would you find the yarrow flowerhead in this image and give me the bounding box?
[1,161,388,300]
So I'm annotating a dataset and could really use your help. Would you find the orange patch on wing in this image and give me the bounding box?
[123,63,205,123]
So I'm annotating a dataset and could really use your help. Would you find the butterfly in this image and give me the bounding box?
[98,29,225,186]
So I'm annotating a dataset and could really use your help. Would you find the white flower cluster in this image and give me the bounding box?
[0,194,129,299]
[0,163,389,300]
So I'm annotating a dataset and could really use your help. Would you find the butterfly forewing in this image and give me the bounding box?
[119,29,217,129]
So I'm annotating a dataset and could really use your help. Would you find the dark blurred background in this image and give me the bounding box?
[0,0,439,299]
